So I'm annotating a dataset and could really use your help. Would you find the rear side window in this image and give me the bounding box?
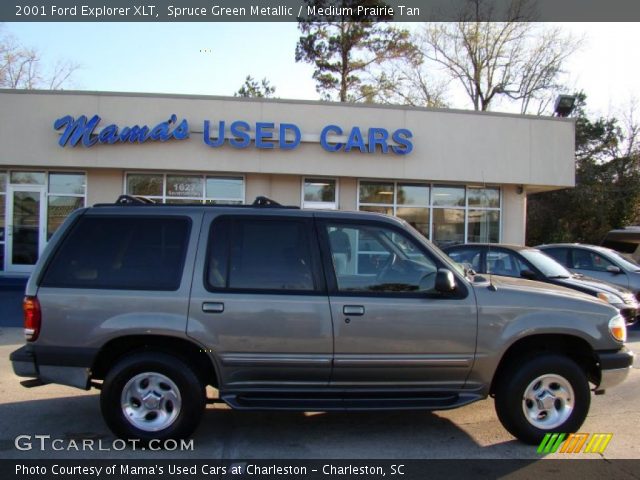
[41,216,191,290]
[447,248,483,272]
[542,247,569,266]
[206,217,319,292]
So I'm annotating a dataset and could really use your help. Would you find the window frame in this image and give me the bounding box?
[316,217,469,299]
[203,214,326,295]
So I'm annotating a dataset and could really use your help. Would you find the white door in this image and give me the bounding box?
[6,185,46,273]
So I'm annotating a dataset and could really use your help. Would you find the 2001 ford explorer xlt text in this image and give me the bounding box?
[10,196,635,445]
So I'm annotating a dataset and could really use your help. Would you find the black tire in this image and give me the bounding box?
[100,352,205,443]
[494,353,590,445]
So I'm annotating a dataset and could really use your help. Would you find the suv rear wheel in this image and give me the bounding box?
[101,352,205,442]
[494,353,590,445]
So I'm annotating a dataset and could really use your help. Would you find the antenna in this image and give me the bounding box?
[482,171,497,291]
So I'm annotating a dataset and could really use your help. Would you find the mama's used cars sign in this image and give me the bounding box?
[53,114,413,155]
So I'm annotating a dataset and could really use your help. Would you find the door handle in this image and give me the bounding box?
[343,305,365,316]
[202,302,224,314]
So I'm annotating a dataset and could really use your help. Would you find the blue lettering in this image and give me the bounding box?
[345,127,366,153]
[55,113,189,147]
[391,129,413,155]
[320,125,343,152]
[149,114,174,141]
[368,128,389,154]
[279,123,301,150]
[229,121,251,148]
[255,122,275,149]
[98,124,119,144]
[123,126,150,143]
[203,120,225,147]
[54,114,100,147]
[173,119,190,140]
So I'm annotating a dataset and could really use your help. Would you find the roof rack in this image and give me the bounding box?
[115,195,156,205]
[95,195,299,209]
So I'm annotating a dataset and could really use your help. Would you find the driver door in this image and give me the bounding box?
[317,218,477,388]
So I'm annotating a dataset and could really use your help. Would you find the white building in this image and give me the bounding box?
[0,89,575,275]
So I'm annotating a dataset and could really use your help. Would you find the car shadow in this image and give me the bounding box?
[0,392,534,461]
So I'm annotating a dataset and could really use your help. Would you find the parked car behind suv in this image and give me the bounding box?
[539,243,640,298]
[444,243,639,325]
[11,196,634,445]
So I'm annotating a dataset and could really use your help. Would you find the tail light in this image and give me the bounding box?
[23,296,41,342]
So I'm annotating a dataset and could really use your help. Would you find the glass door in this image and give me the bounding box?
[6,185,46,273]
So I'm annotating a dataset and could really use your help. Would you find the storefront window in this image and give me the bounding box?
[466,187,500,243]
[48,173,86,195]
[303,178,337,209]
[47,196,84,239]
[358,181,501,247]
[206,177,244,202]
[125,173,244,204]
[433,186,465,207]
[468,210,500,243]
[359,181,395,204]
[166,175,203,199]
[10,171,46,185]
[47,172,86,239]
[126,174,163,198]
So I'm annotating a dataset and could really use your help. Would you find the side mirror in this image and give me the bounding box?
[520,269,537,280]
[606,265,622,274]
[435,269,456,293]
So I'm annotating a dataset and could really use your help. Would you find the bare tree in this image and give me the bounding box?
[370,54,449,107]
[414,0,580,113]
[0,28,78,89]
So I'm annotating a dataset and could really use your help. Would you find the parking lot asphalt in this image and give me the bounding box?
[0,327,638,461]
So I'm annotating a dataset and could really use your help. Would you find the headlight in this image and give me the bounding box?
[597,292,623,305]
[608,314,627,342]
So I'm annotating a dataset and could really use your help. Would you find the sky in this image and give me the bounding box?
[4,22,640,119]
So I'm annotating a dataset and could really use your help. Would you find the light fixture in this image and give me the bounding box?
[378,191,394,195]
[554,95,577,117]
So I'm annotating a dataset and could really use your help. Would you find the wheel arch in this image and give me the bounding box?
[91,335,219,388]
[489,334,599,396]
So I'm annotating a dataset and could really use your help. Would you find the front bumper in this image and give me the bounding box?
[597,347,635,390]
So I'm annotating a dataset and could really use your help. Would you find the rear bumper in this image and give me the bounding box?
[10,344,92,390]
[10,344,38,377]
[597,348,635,390]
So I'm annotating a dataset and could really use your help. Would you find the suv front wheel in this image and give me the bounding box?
[101,352,205,443]
[494,353,590,445]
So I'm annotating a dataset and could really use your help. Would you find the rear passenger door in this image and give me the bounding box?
[187,212,333,389]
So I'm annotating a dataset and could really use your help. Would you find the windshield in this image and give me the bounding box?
[520,249,572,278]
[607,249,640,271]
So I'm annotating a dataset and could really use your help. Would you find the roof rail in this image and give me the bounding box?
[94,195,300,209]
[115,195,156,205]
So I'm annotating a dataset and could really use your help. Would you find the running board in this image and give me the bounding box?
[221,391,482,411]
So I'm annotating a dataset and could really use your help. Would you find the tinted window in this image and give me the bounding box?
[325,223,438,293]
[542,247,569,266]
[447,248,483,272]
[572,249,614,272]
[42,216,190,290]
[207,217,317,291]
[487,251,528,277]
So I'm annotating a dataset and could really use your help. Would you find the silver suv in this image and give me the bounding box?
[10,196,634,445]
